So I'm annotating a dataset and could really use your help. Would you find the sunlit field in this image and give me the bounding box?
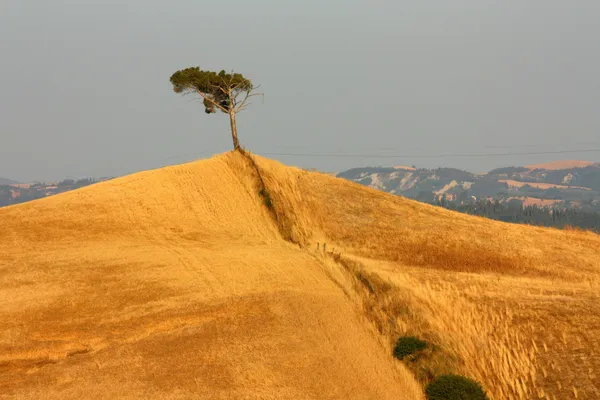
[1,152,599,399]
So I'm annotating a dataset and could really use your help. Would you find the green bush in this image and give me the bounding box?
[259,188,273,210]
[393,336,427,360]
[425,374,488,400]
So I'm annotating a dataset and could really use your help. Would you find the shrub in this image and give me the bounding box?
[259,188,273,210]
[425,374,488,400]
[393,336,427,360]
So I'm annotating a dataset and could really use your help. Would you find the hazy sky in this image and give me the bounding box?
[1,1,600,182]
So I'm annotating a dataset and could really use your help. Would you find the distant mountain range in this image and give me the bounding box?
[0,177,112,208]
[0,177,18,185]
[337,160,600,212]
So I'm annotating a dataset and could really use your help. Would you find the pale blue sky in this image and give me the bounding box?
[1,1,600,181]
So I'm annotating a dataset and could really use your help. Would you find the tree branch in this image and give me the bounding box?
[219,74,234,92]
[235,91,264,113]
[207,82,228,96]
[236,103,251,112]
[234,90,251,113]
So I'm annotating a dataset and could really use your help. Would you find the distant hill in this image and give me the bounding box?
[524,160,596,170]
[337,160,600,213]
[0,177,18,185]
[0,177,112,208]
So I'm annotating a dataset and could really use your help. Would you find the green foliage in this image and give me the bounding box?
[259,188,273,210]
[487,166,528,175]
[435,198,600,233]
[169,67,253,114]
[393,336,428,360]
[425,374,488,400]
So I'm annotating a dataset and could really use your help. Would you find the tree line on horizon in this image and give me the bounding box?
[434,197,600,233]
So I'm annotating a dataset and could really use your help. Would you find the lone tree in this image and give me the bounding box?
[169,67,261,150]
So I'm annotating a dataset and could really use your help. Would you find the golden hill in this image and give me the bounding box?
[2,151,600,399]
[524,160,596,170]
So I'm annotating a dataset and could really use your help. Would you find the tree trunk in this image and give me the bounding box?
[229,109,240,150]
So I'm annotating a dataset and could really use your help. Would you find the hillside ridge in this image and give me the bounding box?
[0,152,423,399]
[0,177,18,185]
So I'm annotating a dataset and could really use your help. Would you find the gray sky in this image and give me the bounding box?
[1,0,600,182]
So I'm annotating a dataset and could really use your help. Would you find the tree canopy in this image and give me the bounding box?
[170,68,253,113]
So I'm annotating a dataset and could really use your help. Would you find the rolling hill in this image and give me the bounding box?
[0,177,18,185]
[338,160,600,212]
[2,152,600,399]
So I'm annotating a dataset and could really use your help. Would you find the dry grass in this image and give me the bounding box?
[504,196,563,207]
[255,155,600,278]
[254,155,600,399]
[499,179,589,190]
[2,152,599,399]
[317,250,600,399]
[524,160,596,170]
[0,153,423,399]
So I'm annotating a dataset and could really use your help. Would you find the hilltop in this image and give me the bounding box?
[338,160,600,212]
[1,152,600,399]
[524,160,597,170]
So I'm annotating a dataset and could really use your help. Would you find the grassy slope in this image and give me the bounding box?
[2,152,599,399]
[0,153,421,400]
[255,155,600,399]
